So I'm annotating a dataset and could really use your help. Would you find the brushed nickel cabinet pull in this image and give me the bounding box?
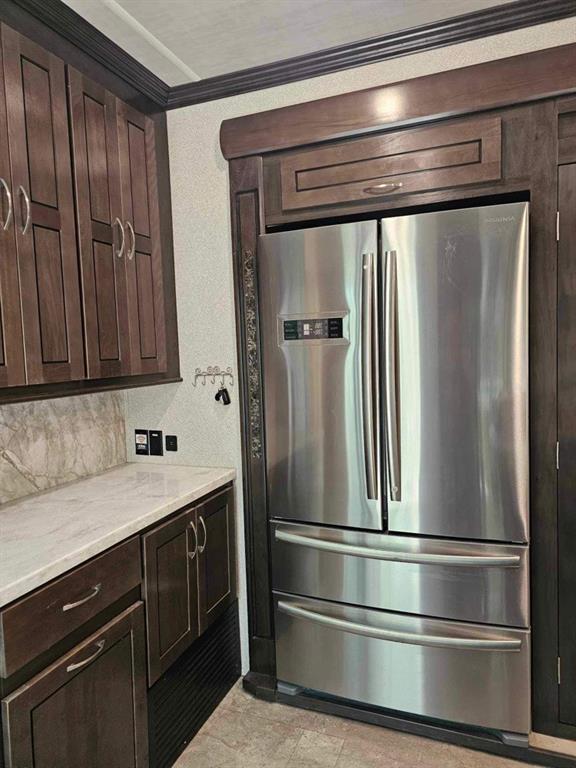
[126,220,135,260]
[62,583,102,612]
[198,516,207,553]
[18,185,30,235]
[114,217,125,258]
[188,519,198,560]
[66,639,106,672]
[363,182,403,195]
[0,177,12,230]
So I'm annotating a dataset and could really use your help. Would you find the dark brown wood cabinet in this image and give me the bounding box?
[2,603,148,768]
[0,20,177,402]
[1,24,84,385]
[558,161,576,728]
[197,487,236,634]
[143,509,199,685]
[143,487,236,685]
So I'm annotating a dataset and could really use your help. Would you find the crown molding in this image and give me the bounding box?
[7,0,576,112]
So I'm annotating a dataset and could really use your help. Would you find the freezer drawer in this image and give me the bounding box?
[274,593,531,735]
[271,522,529,627]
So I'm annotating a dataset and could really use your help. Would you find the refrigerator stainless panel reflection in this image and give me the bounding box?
[270,520,529,627]
[381,203,529,542]
[274,593,531,735]
[259,221,382,530]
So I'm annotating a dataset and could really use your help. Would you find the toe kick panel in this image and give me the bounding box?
[274,593,531,735]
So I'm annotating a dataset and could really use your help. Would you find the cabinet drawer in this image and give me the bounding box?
[0,538,141,678]
[279,116,501,210]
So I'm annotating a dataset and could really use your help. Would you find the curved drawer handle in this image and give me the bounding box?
[198,516,207,554]
[62,583,102,612]
[0,177,13,230]
[114,217,125,259]
[277,601,522,652]
[188,519,198,560]
[18,185,31,235]
[126,220,136,260]
[66,640,106,673]
[275,529,521,568]
[363,182,403,195]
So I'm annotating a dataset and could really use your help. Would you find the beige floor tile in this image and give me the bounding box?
[288,729,344,767]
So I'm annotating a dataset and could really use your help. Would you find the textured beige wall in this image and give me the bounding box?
[125,19,576,670]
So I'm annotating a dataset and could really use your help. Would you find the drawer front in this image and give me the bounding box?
[274,593,531,735]
[0,538,141,678]
[279,116,501,210]
[271,522,529,627]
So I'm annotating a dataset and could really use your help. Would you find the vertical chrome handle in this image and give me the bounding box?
[198,515,207,553]
[66,640,106,673]
[18,185,30,235]
[188,519,198,560]
[361,252,379,501]
[126,220,135,260]
[385,250,401,501]
[114,217,125,258]
[0,177,12,230]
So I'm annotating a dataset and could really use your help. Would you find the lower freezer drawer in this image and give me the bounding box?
[274,593,531,735]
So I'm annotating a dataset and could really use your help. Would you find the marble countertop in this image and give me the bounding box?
[0,463,235,608]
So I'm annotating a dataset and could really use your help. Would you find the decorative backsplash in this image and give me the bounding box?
[0,392,126,505]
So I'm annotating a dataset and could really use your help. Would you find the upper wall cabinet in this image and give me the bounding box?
[0,23,175,400]
[1,25,84,385]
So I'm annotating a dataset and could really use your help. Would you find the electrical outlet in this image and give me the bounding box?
[149,430,163,456]
[135,429,149,455]
[166,435,178,452]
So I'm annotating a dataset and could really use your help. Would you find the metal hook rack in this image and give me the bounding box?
[193,366,234,387]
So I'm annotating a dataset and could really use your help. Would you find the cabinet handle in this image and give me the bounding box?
[363,182,403,195]
[126,220,136,260]
[188,519,198,560]
[18,185,31,235]
[62,583,102,612]
[66,640,106,673]
[198,515,207,553]
[0,177,12,230]
[114,217,125,258]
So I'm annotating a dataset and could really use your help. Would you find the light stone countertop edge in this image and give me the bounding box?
[0,463,236,609]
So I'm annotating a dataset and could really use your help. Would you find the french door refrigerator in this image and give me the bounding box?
[259,202,530,738]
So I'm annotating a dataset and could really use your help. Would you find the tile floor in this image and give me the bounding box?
[174,681,526,767]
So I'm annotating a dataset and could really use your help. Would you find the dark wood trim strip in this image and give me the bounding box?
[220,42,576,159]
[172,0,576,111]
[8,0,169,106]
[7,0,576,116]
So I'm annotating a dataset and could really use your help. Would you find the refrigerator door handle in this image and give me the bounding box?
[274,528,521,567]
[385,250,401,501]
[362,252,380,501]
[277,600,523,652]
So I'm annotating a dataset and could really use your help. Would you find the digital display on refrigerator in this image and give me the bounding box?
[283,318,343,340]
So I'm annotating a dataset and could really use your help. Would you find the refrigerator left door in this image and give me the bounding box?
[259,221,383,530]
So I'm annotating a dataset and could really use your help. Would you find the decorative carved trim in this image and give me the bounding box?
[242,248,263,460]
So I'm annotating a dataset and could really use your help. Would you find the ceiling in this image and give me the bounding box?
[62,0,517,86]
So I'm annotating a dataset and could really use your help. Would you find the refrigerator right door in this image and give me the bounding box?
[381,202,529,543]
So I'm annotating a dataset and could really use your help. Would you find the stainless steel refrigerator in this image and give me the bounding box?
[259,202,530,738]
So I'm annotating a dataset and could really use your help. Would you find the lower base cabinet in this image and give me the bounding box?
[1,603,148,768]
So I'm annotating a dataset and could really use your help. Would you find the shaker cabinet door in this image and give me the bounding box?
[0,33,25,388]
[68,68,131,379]
[1,603,148,768]
[143,508,199,685]
[117,100,167,375]
[1,24,84,385]
[197,487,236,634]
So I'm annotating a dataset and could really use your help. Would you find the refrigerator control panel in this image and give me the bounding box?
[283,317,343,341]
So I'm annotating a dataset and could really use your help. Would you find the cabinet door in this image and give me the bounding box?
[0,33,25,387]
[143,508,199,685]
[68,68,130,379]
[558,162,576,726]
[1,602,148,768]
[1,25,84,385]
[117,100,166,375]
[197,487,236,634]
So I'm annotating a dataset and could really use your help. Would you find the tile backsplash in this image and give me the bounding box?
[0,392,126,504]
